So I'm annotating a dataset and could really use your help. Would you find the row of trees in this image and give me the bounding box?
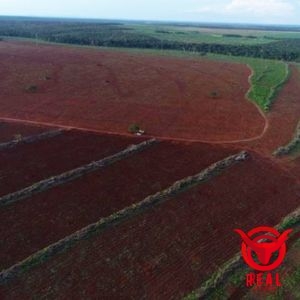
[0,20,299,61]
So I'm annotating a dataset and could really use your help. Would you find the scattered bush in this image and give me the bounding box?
[25,85,38,93]
[13,134,22,141]
[128,123,140,134]
[209,90,220,99]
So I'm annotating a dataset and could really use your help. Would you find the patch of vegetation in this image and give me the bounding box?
[128,123,141,134]
[247,60,289,111]
[25,84,38,93]
[13,134,22,141]
[209,90,220,99]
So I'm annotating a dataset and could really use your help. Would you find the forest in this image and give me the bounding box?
[0,19,299,61]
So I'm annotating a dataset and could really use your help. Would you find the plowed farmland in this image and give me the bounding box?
[1,38,300,300]
[0,140,237,269]
[0,130,140,196]
[1,153,299,300]
[0,40,265,142]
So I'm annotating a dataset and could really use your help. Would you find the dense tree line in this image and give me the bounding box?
[0,20,299,61]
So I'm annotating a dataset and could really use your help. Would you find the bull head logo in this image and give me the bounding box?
[235,226,292,271]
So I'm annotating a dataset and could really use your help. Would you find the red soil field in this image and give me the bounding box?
[0,141,237,269]
[0,121,46,142]
[0,40,265,141]
[0,129,140,197]
[280,155,300,182]
[240,65,300,155]
[1,153,299,299]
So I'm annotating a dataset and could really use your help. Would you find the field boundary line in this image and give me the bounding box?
[0,151,249,284]
[183,206,300,300]
[0,138,158,208]
[0,116,266,145]
[0,129,64,151]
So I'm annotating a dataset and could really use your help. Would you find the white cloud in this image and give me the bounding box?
[190,0,295,19]
[225,0,294,16]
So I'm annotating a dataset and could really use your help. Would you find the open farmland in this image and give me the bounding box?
[0,129,142,196]
[0,138,237,269]
[1,152,299,299]
[0,20,300,299]
[0,40,266,142]
[0,121,47,142]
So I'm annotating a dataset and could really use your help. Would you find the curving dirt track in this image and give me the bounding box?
[239,65,300,155]
[0,40,265,142]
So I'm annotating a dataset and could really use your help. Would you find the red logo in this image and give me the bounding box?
[235,226,292,272]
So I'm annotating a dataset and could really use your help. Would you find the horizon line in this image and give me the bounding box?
[0,14,300,27]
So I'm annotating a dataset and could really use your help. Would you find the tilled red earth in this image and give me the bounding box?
[1,40,299,300]
[1,153,299,299]
[0,40,265,141]
[0,130,141,197]
[0,140,236,270]
[0,121,46,142]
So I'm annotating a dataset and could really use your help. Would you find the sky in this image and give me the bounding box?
[0,0,299,25]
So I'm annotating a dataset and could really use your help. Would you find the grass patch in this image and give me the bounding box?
[130,24,278,46]
[204,54,289,111]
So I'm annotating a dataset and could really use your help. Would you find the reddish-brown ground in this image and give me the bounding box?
[1,153,299,300]
[0,130,141,197]
[1,40,299,300]
[0,140,236,269]
[287,156,300,179]
[0,40,265,141]
[240,65,300,155]
[0,121,46,142]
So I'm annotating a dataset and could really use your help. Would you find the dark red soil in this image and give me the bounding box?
[241,65,300,155]
[0,121,46,142]
[288,156,300,179]
[0,40,265,141]
[0,140,236,269]
[0,129,142,197]
[1,153,299,299]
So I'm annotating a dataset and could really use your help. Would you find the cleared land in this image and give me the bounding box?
[0,40,265,142]
[0,130,141,197]
[0,36,299,300]
[0,140,237,269]
[1,153,299,299]
[0,121,47,142]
